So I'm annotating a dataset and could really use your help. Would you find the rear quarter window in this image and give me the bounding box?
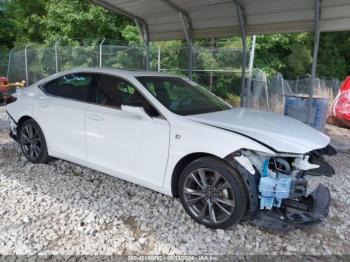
[41,73,98,102]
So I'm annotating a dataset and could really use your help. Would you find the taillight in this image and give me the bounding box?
[6,95,17,104]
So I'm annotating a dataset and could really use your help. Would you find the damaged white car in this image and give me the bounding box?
[6,68,336,230]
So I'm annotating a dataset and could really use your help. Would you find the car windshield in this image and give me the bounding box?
[136,76,231,116]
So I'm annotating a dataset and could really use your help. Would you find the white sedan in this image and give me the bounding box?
[6,68,335,230]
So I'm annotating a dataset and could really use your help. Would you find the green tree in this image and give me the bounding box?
[2,0,350,85]
[43,0,128,45]
[121,25,141,44]
[255,33,313,77]
[317,32,349,79]
[0,0,16,50]
[286,44,312,77]
[1,0,129,47]
[5,0,47,45]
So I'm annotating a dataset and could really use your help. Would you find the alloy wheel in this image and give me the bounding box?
[182,168,236,225]
[20,123,42,160]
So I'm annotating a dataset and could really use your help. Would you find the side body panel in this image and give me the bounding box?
[6,92,34,126]
[161,117,275,196]
[32,95,88,163]
[85,103,170,188]
[6,70,277,198]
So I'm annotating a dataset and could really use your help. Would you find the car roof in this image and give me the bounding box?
[56,67,179,78]
[30,67,185,88]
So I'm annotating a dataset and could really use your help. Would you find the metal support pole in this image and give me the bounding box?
[54,40,60,73]
[209,37,214,90]
[99,38,106,68]
[236,3,247,107]
[162,0,193,78]
[7,49,14,79]
[157,47,161,72]
[179,12,193,79]
[135,19,150,70]
[265,79,270,112]
[162,0,193,79]
[296,77,299,92]
[188,44,193,80]
[24,44,30,84]
[280,73,285,97]
[145,40,150,71]
[246,35,256,108]
[307,0,321,125]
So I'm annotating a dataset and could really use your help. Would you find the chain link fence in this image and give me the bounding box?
[7,43,149,84]
[250,69,341,113]
[5,42,341,113]
[158,45,246,97]
[100,44,148,70]
[7,42,249,99]
[158,46,246,72]
[0,50,9,76]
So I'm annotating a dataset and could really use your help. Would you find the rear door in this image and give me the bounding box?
[33,73,98,162]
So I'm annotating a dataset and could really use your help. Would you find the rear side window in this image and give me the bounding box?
[41,73,98,102]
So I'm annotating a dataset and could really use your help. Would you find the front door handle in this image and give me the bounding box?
[87,114,104,121]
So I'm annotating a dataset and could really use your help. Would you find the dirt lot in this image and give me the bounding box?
[0,107,349,256]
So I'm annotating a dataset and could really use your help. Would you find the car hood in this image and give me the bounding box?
[187,108,330,154]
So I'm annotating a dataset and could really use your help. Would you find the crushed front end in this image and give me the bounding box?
[226,145,336,231]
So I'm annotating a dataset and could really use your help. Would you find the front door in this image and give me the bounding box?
[85,74,170,188]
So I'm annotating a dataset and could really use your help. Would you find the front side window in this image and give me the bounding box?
[41,73,96,102]
[96,75,159,117]
[136,76,231,116]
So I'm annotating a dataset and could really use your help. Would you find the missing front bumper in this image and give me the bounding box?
[250,184,330,231]
[9,131,18,142]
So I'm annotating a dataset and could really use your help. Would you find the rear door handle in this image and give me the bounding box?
[87,114,104,121]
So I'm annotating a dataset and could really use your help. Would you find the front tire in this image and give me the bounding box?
[178,157,248,229]
[18,119,50,164]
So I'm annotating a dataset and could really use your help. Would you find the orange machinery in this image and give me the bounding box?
[0,77,26,93]
[0,77,25,104]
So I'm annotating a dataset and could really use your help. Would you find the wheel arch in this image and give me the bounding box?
[171,152,222,197]
[17,115,34,132]
[16,115,51,163]
[17,115,48,148]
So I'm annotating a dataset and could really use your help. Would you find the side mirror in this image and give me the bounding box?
[121,105,152,120]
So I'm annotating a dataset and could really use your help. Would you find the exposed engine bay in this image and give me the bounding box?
[226,145,336,231]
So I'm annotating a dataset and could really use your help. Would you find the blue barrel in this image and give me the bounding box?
[284,94,329,131]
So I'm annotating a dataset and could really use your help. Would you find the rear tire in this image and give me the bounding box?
[18,119,50,164]
[178,156,248,229]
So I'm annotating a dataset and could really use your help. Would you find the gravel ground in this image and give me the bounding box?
[0,107,349,256]
[326,123,350,152]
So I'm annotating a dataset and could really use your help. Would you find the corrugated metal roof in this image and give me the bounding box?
[93,0,350,41]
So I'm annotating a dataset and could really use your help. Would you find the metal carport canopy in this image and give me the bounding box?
[92,0,350,41]
[92,0,350,122]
